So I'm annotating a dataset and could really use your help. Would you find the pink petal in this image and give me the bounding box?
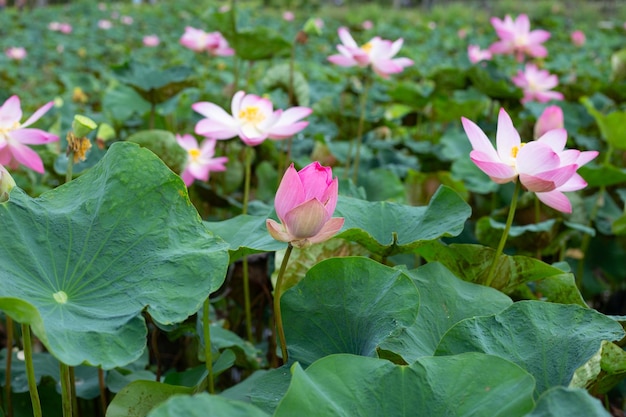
[558,173,587,192]
[188,161,210,182]
[328,55,358,67]
[0,96,22,126]
[275,107,312,126]
[192,101,234,121]
[194,119,239,140]
[284,198,329,239]
[470,151,517,183]
[528,30,551,44]
[21,101,54,128]
[298,162,332,201]
[461,117,500,161]
[267,121,309,140]
[275,164,305,220]
[537,128,567,152]
[266,219,292,243]
[176,134,198,151]
[535,190,572,213]
[10,129,58,145]
[306,217,345,246]
[8,142,44,173]
[181,168,195,186]
[495,108,522,165]
[231,91,246,116]
[520,165,577,192]
[516,141,560,174]
[576,151,598,167]
[338,27,358,48]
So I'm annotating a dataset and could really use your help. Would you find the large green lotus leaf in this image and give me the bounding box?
[0,142,229,369]
[379,262,512,362]
[281,257,420,367]
[417,242,586,305]
[581,97,626,150]
[526,387,610,417]
[146,393,270,417]
[578,163,626,188]
[274,353,535,417]
[204,214,287,263]
[126,129,187,174]
[335,185,471,257]
[435,301,625,395]
[106,380,193,417]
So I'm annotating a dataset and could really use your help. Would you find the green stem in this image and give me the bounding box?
[274,244,294,364]
[202,297,215,394]
[485,181,521,287]
[98,368,107,416]
[351,78,372,184]
[59,362,72,417]
[4,315,13,417]
[66,151,74,183]
[288,40,296,106]
[21,324,42,417]
[242,147,253,342]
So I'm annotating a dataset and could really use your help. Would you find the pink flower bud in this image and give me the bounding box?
[534,105,564,139]
[0,165,16,203]
[571,30,585,47]
[267,162,344,248]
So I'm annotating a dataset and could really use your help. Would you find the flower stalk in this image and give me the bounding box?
[485,180,521,287]
[242,147,253,342]
[202,297,215,393]
[59,362,73,417]
[274,244,293,364]
[21,324,42,417]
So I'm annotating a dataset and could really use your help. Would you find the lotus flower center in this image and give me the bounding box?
[361,42,373,54]
[189,148,201,162]
[0,121,21,138]
[514,33,528,47]
[510,142,526,159]
[239,106,266,125]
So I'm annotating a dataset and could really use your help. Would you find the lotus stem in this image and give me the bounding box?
[21,324,42,417]
[66,151,74,183]
[59,362,72,417]
[351,77,372,184]
[242,147,253,342]
[274,244,294,364]
[485,180,521,287]
[202,297,215,394]
[4,315,13,417]
[98,367,107,415]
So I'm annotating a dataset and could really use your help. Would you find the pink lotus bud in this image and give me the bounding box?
[5,47,26,61]
[362,20,373,30]
[143,35,160,47]
[282,11,294,21]
[571,30,585,47]
[534,105,564,139]
[0,165,16,203]
[266,162,344,248]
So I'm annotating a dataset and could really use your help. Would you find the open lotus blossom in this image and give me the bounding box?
[461,108,598,213]
[143,35,160,47]
[327,27,413,78]
[5,47,26,61]
[267,162,344,248]
[512,64,564,104]
[489,14,550,62]
[467,45,492,64]
[192,91,312,147]
[179,27,234,56]
[0,96,58,174]
[571,30,586,47]
[176,134,228,186]
[534,105,563,139]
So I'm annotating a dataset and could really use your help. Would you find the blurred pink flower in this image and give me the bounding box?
[266,162,344,248]
[179,27,234,56]
[121,15,134,25]
[362,20,373,30]
[534,105,563,139]
[5,47,26,61]
[461,108,597,213]
[467,45,492,64]
[0,96,59,173]
[489,14,550,62]
[98,19,112,30]
[59,23,72,34]
[457,28,468,39]
[314,18,324,30]
[192,91,312,147]
[327,27,413,78]
[48,21,61,31]
[143,35,160,47]
[282,11,295,21]
[570,30,585,46]
[176,134,228,186]
[512,64,564,104]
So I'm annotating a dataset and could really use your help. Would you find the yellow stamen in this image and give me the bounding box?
[510,142,526,159]
[361,42,373,53]
[189,148,201,162]
[238,106,266,125]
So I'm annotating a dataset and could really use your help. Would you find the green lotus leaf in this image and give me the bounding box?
[146,393,270,417]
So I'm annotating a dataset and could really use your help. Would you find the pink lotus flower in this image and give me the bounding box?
[98,19,112,30]
[282,11,295,21]
[176,134,228,186]
[488,14,550,62]
[512,64,564,104]
[571,30,585,47]
[179,27,234,56]
[5,47,26,61]
[362,20,373,30]
[0,96,59,173]
[266,162,344,248]
[534,105,563,139]
[192,91,312,147]
[121,15,134,25]
[461,108,597,213]
[327,27,413,78]
[467,45,492,64]
[59,23,73,34]
[143,35,160,47]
